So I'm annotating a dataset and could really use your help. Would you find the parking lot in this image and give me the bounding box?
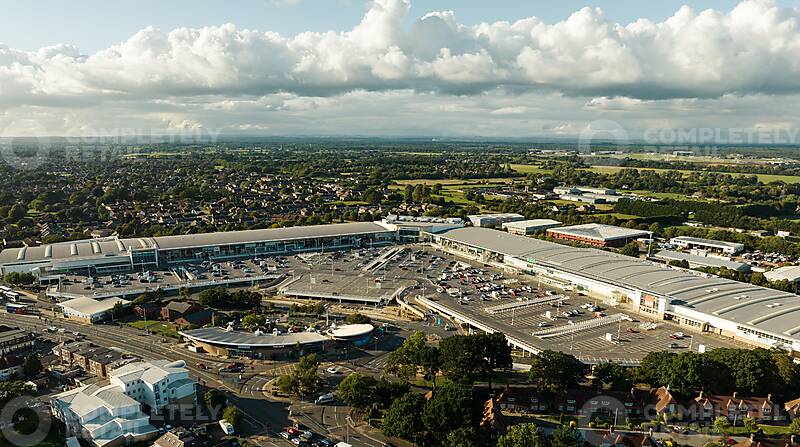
[409,245,744,364]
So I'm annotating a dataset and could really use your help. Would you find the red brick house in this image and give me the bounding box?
[161,301,204,322]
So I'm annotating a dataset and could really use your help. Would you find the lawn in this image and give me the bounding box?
[394,177,519,186]
[594,213,641,220]
[127,320,180,338]
[509,164,551,175]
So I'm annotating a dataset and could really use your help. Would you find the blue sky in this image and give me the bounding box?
[1,0,793,52]
[2,0,800,138]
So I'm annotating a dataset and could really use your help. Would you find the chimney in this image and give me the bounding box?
[698,391,703,400]
[732,391,738,399]
[767,393,772,402]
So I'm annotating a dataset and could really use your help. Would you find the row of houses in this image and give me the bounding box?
[495,386,800,424]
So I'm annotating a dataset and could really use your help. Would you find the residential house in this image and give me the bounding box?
[161,302,203,322]
[152,427,196,447]
[54,341,130,378]
[173,308,213,327]
[692,391,781,422]
[0,326,35,355]
[134,303,161,320]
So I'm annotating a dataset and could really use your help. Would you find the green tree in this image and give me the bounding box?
[381,392,425,442]
[713,416,731,435]
[444,427,484,447]
[241,314,266,329]
[743,417,758,433]
[619,242,640,258]
[438,334,486,385]
[337,372,377,412]
[222,406,242,429]
[479,332,512,390]
[789,417,800,436]
[204,389,226,410]
[529,351,586,392]
[593,362,631,391]
[422,383,475,444]
[345,313,372,325]
[387,331,440,386]
[497,423,547,447]
[550,427,584,447]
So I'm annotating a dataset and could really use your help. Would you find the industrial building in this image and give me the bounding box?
[0,222,398,277]
[764,265,800,284]
[669,236,745,255]
[467,213,525,228]
[426,227,800,353]
[59,297,131,323]
[653,250,751,273]
[501,219,562,236]
[546,224,651,247]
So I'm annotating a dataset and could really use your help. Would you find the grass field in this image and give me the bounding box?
[509,164,800,184]
[393,177,519,186]
[127,320,180,338]
[594,213,641,220]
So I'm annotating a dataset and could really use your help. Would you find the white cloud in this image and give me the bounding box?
[2,0,800,136]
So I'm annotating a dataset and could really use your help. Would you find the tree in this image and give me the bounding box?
[204,389,226,410]
[438,335,486,385]
[23,355,42,378]
[337,372,377,412]
[619,242,640,258]
[345,313,372,325]
[381,392,425,442]
[242,314,266,329]
[422,383,476,444]
[479,332,512,390]
[550,427,584,447]
[593,362,631,391]
[529,351,586,392]
[789,417,800,436]
[110,302,125,321]
[387,331,440,386]
[713,416,731,435]
[277,354,323,397]
[497,423,547,447]
[445,427,484,447]
[222,406,242,429]
[743,417,758,433]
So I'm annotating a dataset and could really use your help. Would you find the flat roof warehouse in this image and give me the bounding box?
[429,227,800,350]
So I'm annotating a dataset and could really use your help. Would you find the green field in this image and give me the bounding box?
[509,164,800,184]
[127,320,180,338]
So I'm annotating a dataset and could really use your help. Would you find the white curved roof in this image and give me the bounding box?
[180,327,327,348]
[327,324,374,339]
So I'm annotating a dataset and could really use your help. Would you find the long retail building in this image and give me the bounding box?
[427,227,800,353]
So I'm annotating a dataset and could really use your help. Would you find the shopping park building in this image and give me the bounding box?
[0,218,464,279]
[3,219,800,354]
[426,227,800,354]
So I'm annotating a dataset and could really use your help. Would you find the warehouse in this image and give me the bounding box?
[467,213,525,228]
[546,223,651,247]
[59,297,131,323]
[653,250,751,273]
[669,236,745,255]
[0,222,397,277]
[764,265,800,284]
[427,227,800,353]
[501,219,562,236]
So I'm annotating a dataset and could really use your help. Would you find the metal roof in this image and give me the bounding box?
[547,223,651,242]
[151,222,391,250]
[653,250,751,272]
[435,227,800,341]
[180,327,327,347]
[0,237,155,264]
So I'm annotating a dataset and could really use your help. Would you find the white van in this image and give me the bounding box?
[218,419,235,435]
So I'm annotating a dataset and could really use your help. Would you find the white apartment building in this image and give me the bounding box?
[52,383,156,447]
[109,360,196,412]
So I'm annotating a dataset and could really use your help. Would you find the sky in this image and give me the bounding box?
[2,0,800,140]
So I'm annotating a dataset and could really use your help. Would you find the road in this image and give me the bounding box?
[0,310,386,447]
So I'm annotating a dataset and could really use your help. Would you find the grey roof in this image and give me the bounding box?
[670,236,744,250]
[180,327,327,347]
[0,237,155,264]
[653,250,751,272]
[0,222,393,265]
[547,223,650,242]
[151,222,391,250]
[435,227,800,341]
[59,297,130,316]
